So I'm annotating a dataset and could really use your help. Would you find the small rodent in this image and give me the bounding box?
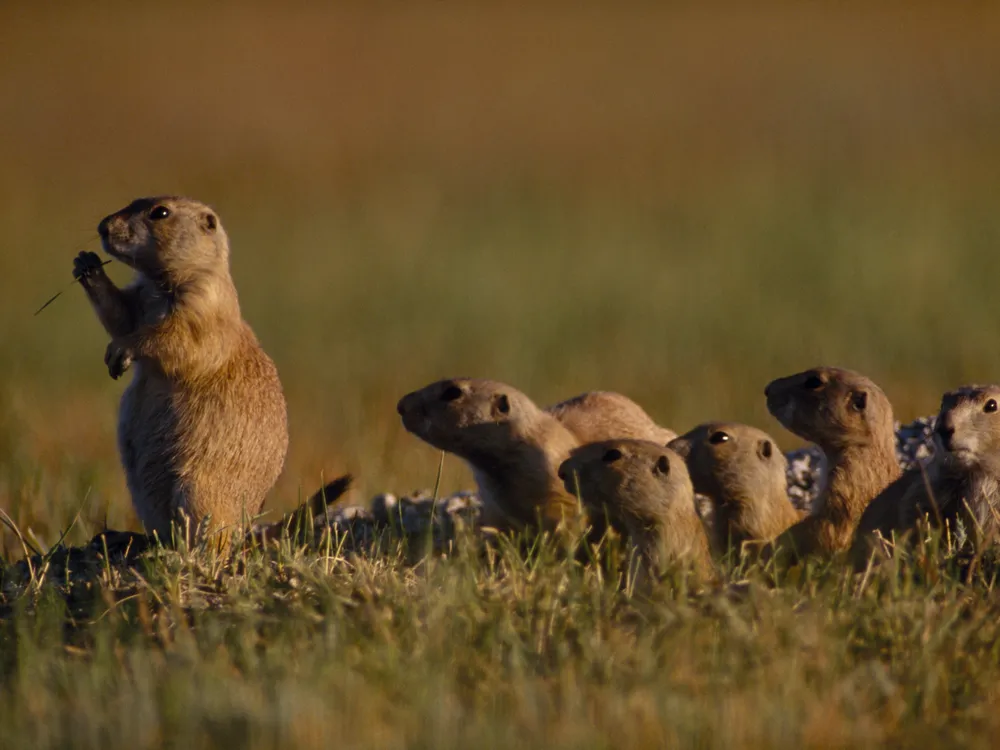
[396,378,583,533]
[851,385,1000,568]
[669,422,801,555]
[557,439,714,579]
[763,366,900,560]
[74,196,288,543]
[546,390,676,444]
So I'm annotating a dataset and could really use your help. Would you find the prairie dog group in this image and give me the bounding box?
[395,377,674,533]
[69,197,1000,576]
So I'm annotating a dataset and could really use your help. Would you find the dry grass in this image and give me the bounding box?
[2,2,1000,746]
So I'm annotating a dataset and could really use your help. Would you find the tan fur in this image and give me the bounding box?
[546,391,676,444]
[763,366,899,561]
[74,196,288,543]
[851,385,1000,568]
[396,378,583,532]
[669,422,801,555]
[558,440,714,579]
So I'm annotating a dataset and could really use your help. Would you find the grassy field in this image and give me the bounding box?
[3,3,1000,747]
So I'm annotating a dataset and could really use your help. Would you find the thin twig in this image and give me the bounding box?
[33,259,112,316]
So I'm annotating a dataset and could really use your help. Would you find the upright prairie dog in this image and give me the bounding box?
[395,378,673,533]
[851,385,1000,568]
[557,439,714,578]
[668,422,801,555]
[763,366,900,561]
[74,196,288,542]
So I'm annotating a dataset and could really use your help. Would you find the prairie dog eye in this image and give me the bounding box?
[653,455,670,475]
[985,399,998,414]
[709,431,730,445]
[149,205,170,220]
[851,392,868,412]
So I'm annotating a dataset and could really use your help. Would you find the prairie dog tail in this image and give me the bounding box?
[248,474,354,544]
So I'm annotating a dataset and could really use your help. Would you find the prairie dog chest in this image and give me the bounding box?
[129,276,173,326]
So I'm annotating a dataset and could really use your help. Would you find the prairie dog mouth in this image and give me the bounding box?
[99,236,139,269]
[946,446,980,466]
[767,396,795,427]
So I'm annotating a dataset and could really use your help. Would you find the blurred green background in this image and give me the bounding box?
[2,3,999,548]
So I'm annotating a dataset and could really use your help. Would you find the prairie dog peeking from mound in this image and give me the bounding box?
[669,422,801,555]
[851,384,1000,568]
[763,366,899,561]
[558,439,714,578]
[396,378,583,532]
[74,196,288,543]
[396,379,677,534]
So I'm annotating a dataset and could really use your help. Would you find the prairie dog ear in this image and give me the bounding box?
[492,393,511,417]
[757,439,773,460]
[202,212,218,232]
[652,454,670,476]
[851,391,868,412]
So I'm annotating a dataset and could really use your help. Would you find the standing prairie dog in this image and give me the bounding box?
[669,422,801,555]
[74,196,288,543]
[395,378,673,533]
[851,385,1000,568]
[557,439,714,579]
[763,366,899,561]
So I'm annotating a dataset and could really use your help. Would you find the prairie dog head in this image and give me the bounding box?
[557,439,693,526]
[396,378,545,460]
[934,385,1000,474]
[98,196,228,281]
[669,422,786,509]
[764,366,893,452]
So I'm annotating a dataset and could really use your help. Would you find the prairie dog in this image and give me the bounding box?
[669,422,801,554]
[74,196,288,542]
[851,384,1000,568]
[546,391,676,444]
[396,378,582,532]
[396,378,677,533]
[763,366,899,560]
[558,439,713,578]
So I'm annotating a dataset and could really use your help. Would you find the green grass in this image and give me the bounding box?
[3,530,1000,749]
[4,3,1000,747]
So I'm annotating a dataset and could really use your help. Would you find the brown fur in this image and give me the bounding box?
[74,196,288,543]
[763,366,899,561]
[669,422,801,555]
[558,440,713,579]
[851,385,1000,569]
[546,391,676,444]
[396,378,583,532]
